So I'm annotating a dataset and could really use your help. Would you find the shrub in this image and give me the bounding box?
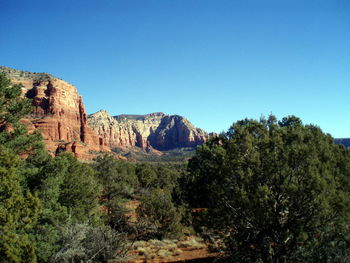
[137,188,183,239]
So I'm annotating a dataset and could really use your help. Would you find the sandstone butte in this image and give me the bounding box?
[0,66,110,160]
[88,110,210,151]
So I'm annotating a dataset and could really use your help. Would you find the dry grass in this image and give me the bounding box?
[157,249,173,259]
[177,238,206,250]
[128,236,209,262]
[137,247,156,259]
[173,248,183,256]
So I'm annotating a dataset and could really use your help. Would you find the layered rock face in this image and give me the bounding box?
[0,66,209,156]
[88,110,209,151]
[0,66,108,159]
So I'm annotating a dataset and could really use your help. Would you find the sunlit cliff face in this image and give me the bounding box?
[88,110,209,151]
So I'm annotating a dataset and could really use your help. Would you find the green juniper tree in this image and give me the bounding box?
[57,153,101,223]
[136,188,183,239]
[186,115,350,263]
[136,163,157,189]
[93,154,138,227]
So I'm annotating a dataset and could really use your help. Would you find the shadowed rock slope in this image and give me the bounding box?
[88,110,209,151]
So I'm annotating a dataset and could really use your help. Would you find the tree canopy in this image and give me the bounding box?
[186,115,350,262]
[0,147,40,263]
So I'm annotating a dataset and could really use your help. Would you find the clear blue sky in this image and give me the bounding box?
[1,0,349,137]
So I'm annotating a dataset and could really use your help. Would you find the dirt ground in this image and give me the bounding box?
[125,247,217,263]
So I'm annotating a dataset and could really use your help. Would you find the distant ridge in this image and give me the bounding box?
[335,138,350,148]
[115,112,165,121]
[88,109,209,151]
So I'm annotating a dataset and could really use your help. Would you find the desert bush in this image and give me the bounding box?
[158,249,173,258]
[148,239,166,248]
[50,222,129,263]
[164,243,178,251]
[137,188,183,239]
[137,247,155,259]
[132,240,148,249]
[178,239,205,250]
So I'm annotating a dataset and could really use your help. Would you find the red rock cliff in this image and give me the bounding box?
[0,66,108,159]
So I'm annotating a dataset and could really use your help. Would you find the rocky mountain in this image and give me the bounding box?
[0,66,209,158]
[88,110,209,151]
[0,66,109,159]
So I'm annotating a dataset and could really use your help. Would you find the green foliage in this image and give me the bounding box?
[94,154,138,200]
[28,152,102,222]
[0,72,43,263]
[0,73,31,125]
[137,188,183,239]
[0,73,44,155]
[51,219,129,263]
[93,154,138,227]
[186,115,350,262]
[82,224,129,263]
[136,163,158,189]
[0,66,56,82]
[154,165,180,191]
[51,221,88,263]
[0,147,40,263]
[136,162,183,192]
[135,163,188,238]
[112,146,196,162]
[25,152,103,262]
[293,223,350,262]
[57,153,101,222]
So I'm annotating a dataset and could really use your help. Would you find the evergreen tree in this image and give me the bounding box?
[0,147,40,263]
[29,153,103,262]
[93,154,138,227]
[57,153,101,223]
[0,72,43,262]
[136,163,157,189]
[186,115,350,262]
[137,188,182,239]
[154,164,180,191]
